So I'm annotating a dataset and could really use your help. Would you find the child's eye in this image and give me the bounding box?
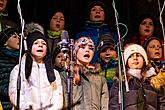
[89,46,94,50]
[91,8,96,11]
[60,18,64,21]
[141,21,147,25]
[34,42,38,45]
[42,42,46,45]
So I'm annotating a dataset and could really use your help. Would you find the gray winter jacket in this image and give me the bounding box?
[61,71,109,110]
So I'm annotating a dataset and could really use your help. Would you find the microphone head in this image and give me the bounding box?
[61,30,69,40]
[58,30,70,53]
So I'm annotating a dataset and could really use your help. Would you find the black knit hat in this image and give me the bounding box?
[143,37,163,50]
[97,33,115,54]
[52,47,61,65]
[0,28,19,46]
[25,31,56,82]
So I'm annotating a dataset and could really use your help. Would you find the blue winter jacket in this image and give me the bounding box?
[76,21,118,64]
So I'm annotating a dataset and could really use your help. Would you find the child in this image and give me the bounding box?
[97,33,118,90]
[47,10,69,56]
[71,36,109,110]
[0,28,20,110]
[143,37,164,73]
[9,30,63,110]
[52,47,70,72]
[110,44,165,110]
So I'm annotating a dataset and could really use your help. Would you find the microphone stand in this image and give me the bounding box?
[67,39,74,110]
[16,0,26,109]
[61,39,74,110]
[112,0,129,110]
[158,0,165,59]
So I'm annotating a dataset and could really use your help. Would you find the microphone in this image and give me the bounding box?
[58,30,70,53]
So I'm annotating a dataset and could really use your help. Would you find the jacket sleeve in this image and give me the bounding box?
[8,65,19,108]
[101,77,109,110]
[109,80,120,110]
[8,65,28,109]
[158,87,165,110]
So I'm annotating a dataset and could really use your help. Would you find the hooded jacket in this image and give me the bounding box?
[9,55,63,110]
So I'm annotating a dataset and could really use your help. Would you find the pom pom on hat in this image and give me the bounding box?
[124,44,148,65]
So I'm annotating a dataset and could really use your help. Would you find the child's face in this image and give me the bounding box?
[146,39,162,60]
[90,5,105,22]
[128,53,144,69]
[31,39,47,63]
[54,52,70,68]
[5,33,19,50]
[99,47,117,63]
[139,18,154,37]
[77,44,94,66]
[50,12,65,32]
[0,0,7,13]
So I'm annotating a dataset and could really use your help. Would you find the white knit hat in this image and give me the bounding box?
[124,44,148,65]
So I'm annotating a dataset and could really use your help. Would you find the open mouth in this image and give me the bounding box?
[84,54,90,59]
[105,57,111,60]
[37,50,43,52]
[95,15,101,19]
[56,24,60,28]
[144,29,150,32]
[0,3,4,7]
[155,52,160,55]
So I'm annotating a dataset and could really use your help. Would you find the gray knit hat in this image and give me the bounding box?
[97,33,115,54]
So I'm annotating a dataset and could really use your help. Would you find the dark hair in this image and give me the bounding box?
[87,1,109,23]
[134,13,157,35]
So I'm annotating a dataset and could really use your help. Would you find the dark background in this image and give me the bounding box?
[6,0,165,39]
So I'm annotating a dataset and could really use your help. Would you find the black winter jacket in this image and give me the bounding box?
[0,47,19,110]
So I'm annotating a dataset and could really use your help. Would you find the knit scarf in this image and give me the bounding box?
[47,30,62,39]
[0,47,19,59]
[127,69,142,80]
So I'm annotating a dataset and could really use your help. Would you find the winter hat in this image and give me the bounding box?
[124,44,148,65]
[73,36,94,60]
[52,47,61,64]
[97,33,115,54]
[25,31,56,82]
[26,31,47,52]
[143,37,163,50]
[0,28,19,46]
[24,22,45,37]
